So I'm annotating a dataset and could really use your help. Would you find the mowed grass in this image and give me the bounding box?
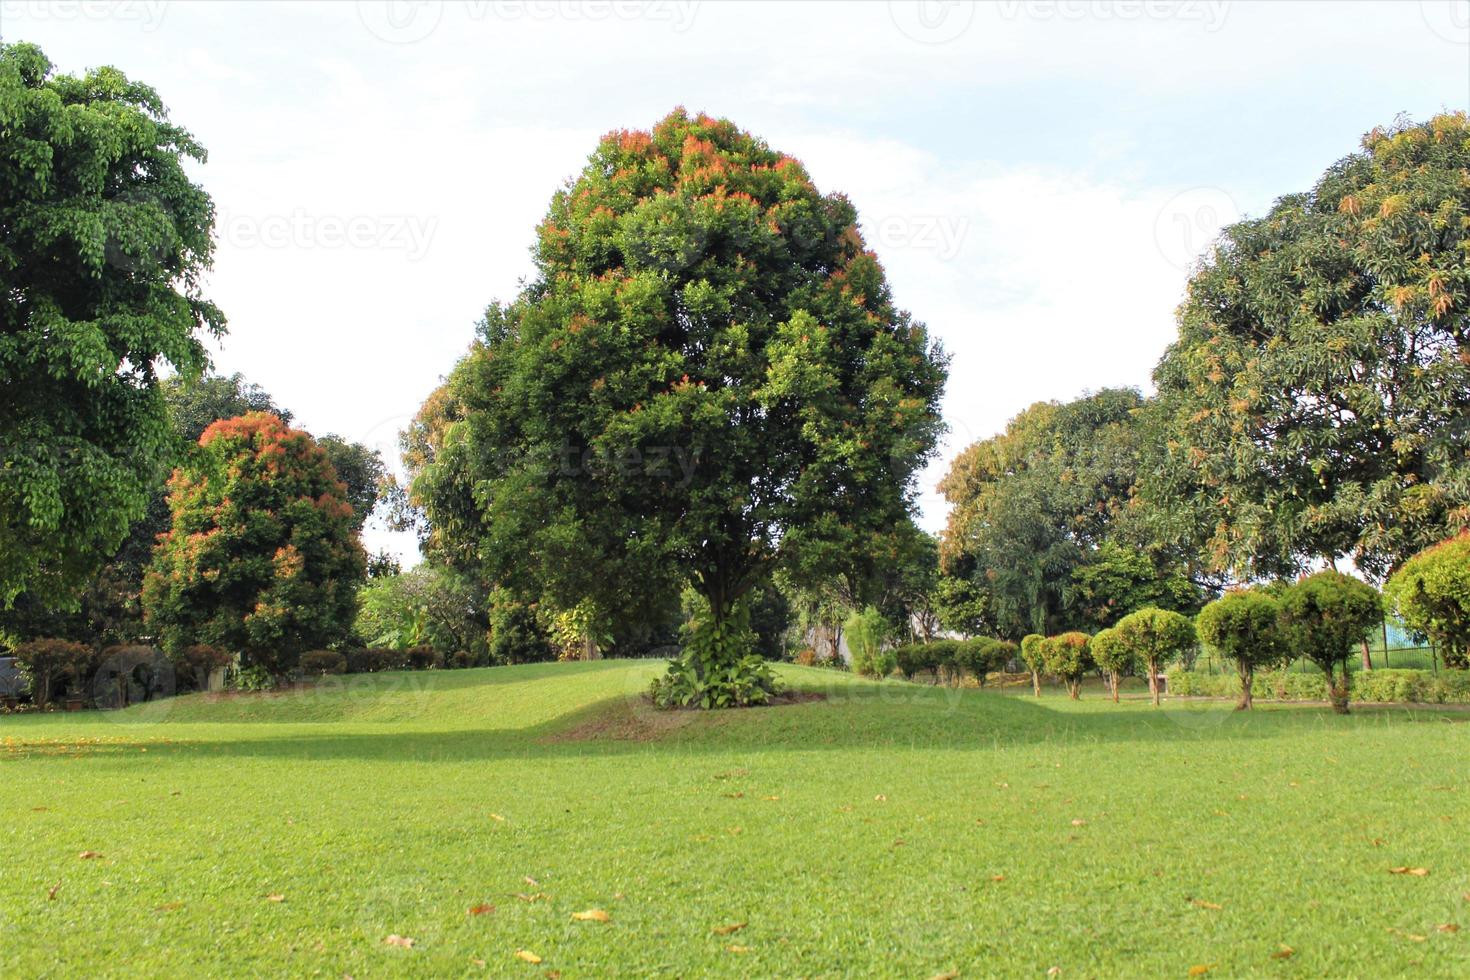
[2,662,1467,978]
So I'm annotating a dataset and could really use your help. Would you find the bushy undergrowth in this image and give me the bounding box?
[1167,667,1470,703]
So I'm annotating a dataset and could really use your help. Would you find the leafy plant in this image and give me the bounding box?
[1041,632,1093,700]
[845,606,894,679]
[12,638,96,709]
[300,650,347,676]
[1111,607,1196,705]
[1385,532,1470,669]
[1019,634,1046,696]
[1278,571,1383,714]
[1089,627,1133,703]
[651,602,778,708]
[1196,589,1287,709]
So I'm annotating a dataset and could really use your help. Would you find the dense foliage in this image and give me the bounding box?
[938,389,1202,639]
[422,109,946,705]
[355,566,490,663]
[11,637,95,709]
[1149,113,1470,580]
[143,413,366,677]
[1040,631,1093,699]
[1196,589,1287,708]
[1088,626,1132,702]
[1111,607,1196,705]
[1384,532,1470,668]
[1277,571,1383,713]
[0,43,225,608]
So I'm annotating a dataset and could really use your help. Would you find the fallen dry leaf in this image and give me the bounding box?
[468,904,495,916]
[523,876,539,886]
[1046,968,1061,977]
[471,958,486,967]
[726,944,751,953]
[723,792,744,799]
[713,922,747,936]
[1437,923,1460,934]
[991,874,1006,882]
[265,894,285,903]
[762,795,780,801]
[512,892,549,903]
[383,935,415,949]
[1270,946,1294,960]
[571,908,610,923]
[874,794,887,802]
[1070,819,1087,827]
[489,813,506,823]
[1388,867,1431,876]
[1188,964,1216,976]
[1190,899,1224,911]
[930,972,959,980]
[47,882,60,901]
[155,901,183,912]
[515,949,541,964]
[1371,838,1385,847]
[78,851,103,860]
[892,839,906,848]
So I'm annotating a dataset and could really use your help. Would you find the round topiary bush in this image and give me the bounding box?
[1019,634,1046,696]
[1112,607,1197,706]
[1041,632,1093,700]
[1089,627,1132,703]
[1385,532,1470,670]
[1279,570,1383,714]
[1196,588,1286,709]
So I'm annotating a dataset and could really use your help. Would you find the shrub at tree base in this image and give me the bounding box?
[300,650,347,676]
[1386,532,1470,669]
[1278,571,1383,714]
[651,605,779,709]
[1041,632,1093,700]
[1195,589,1286,710]
[1166,668,1470,704]
[12,639,96,709]
[846,606,894,679]
[1112,607,1195,706]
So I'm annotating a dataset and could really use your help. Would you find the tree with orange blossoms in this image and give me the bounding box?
[143,412,366,678]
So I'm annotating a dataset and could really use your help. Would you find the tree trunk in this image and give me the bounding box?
[1236,665,1253,710]
[1031,670,1041,697]
[1360,639,1372,671]
[1067,677,1080,700]
[1147,658,1161,706]
[1327,663,1350,714]
[1110,672,1120,703]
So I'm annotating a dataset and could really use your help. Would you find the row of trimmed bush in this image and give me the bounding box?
[5,639,234,709]
[893,637,1018,685]
[1167,667,1470,704]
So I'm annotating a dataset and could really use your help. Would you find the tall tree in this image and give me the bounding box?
[0,42,224,607]
[1148,113,1470,580]
[938,389,1201,640]
[143,413,365,676]
[441,110,947,702]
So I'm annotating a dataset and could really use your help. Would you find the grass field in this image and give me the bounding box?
[2,662,1467,977]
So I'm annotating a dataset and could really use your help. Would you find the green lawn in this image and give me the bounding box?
[2,662,1466,977]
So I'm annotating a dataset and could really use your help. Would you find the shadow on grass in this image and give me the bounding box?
[25,669,1457,767]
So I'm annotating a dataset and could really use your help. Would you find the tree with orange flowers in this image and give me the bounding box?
[435,109,947,706]
[143,412,366,678]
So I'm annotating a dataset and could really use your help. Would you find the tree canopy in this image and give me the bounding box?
[1148,112,1470,580]
[0,42,224,607]
[416,109,946,696]
[143,412,366,675]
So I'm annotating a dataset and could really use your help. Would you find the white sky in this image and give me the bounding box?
[4,1,1467,564]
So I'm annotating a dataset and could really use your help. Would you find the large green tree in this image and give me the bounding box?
[938,389,1203,640]
[437,110,946,701]
[0,42,224,607]
[1148,113,1470,580]
[143,412,366,676]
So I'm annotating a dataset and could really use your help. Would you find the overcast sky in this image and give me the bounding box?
[4,1,1466,563]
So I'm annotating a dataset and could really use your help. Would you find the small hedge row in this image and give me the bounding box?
[1166,668,1470,704]
[893,638,1017,685]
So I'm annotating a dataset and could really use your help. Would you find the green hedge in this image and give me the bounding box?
[1167,668,1470,704]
